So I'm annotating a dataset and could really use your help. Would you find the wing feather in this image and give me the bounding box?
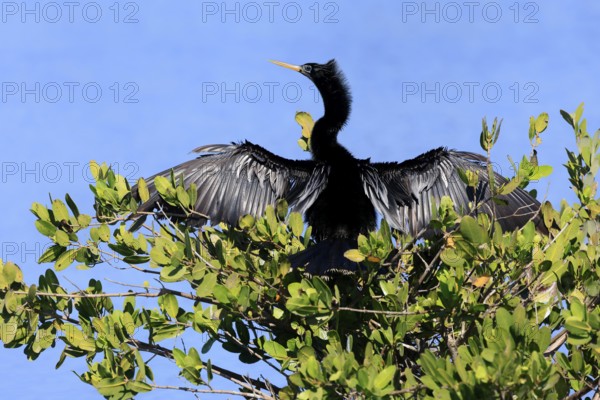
[135,141,327,226]
[360,147,543,235]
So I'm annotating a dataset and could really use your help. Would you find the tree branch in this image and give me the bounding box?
[564,377,600,400]
[151,384,274,399]
[129,339,281,395]
[336,306,427,316]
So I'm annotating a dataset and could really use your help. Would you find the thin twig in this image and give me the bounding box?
[221,330,284,376]
[150,384,274,399]
[336,306,427,316]
[11,288,219,307]
[544,329,567,356]
[564,377,600,400]
[130,339,281,395]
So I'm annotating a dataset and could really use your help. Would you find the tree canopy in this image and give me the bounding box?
[0,104,599,399]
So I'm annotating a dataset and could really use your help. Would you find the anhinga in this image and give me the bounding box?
[136,60,543,275]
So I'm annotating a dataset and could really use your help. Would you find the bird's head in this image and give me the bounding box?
[270,59,341,85]
[271,58,352,141]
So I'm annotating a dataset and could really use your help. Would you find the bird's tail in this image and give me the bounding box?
[288,239,361,276]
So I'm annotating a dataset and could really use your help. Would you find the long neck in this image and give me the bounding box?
[310,75,352,162]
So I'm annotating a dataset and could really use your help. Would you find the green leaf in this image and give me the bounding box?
[559,109,574,128]
[154,176,176,199]
[98,224,111,242]
[297,138,308,151]
[27,284,37,302]
[460,215,488,245]
[213,285,231,304]
[574,102,584,124]
[206,359,213,382]
[150,247,171,265]
[541,201,555,229]
[289,212,304,237]
[239,214,255,229]
[54,230,71,247]
[344,249,365,263]
[64,193,80,218]
[305,356,322,379]
[76,214,92,229]
[276,199,288,220]
[162,294,179,319]
[498,176,521,195]
[31,202,50,221]
[129,214,147,232]
[569,297,586,320]
[63,325,95,351]
[440,248,465,268]
[35,220,57,236]
[95,377,126,396]
[530,165,553,180]
[264,205,277,233]
[373,365,396,390]
[136,178,150,202]
[571,349,584,373]
[89,160,100,181]
[160,265,187,282]
[528,116,536,140]
[126,380,152,393]
[285,298,319,316]
[37,244,66,264]
[2,262,22,285]
[54,249,78,271]
[152,325,184,342]
[122,255,150,264]
[263,340,288,360]
[3,290,18,312]
[312,277,332,307]
[495,308,513,331]
[52,199,70,222]
[534,112,549,134]
[565,318,591,335]
[295,111,314,138]
[272,307,284,319]
[196,273,217,298]
[176,186,190,207]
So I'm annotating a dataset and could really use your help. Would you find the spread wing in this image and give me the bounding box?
[361,148,542,235]
[135,141,328,225]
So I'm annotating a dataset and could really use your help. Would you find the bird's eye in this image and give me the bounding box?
[303,65,312,73]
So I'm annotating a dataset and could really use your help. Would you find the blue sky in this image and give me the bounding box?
[1,1,599,398]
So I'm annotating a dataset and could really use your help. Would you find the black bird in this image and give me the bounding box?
[136,59,543,275]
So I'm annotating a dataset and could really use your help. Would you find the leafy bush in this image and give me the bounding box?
[0,104,599,399]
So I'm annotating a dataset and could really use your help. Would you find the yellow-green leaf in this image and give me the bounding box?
[52,199,69,222]
[263,340,288,360]
[54,230,71,247]
[373,365,396,390]
[535,112,549,134]
[344,249,365,263]
[460,215,488,245]
[89,160,100,181]
[38,245,65,263]
[31,202,50,221]
[54,248,78,271]
[2,261,22,284]
[498,176,521,196]
[295,111,314,138]
[35,220,57,236]
[289,212,304,237]
[162,294,179,319]
[136,178,150,202]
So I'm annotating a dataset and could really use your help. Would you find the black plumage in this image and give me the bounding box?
[136,59,543,275]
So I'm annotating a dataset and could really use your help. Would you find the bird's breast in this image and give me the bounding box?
[306,163,376,240]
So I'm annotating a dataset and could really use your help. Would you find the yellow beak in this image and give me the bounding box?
[269,60,301,72]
